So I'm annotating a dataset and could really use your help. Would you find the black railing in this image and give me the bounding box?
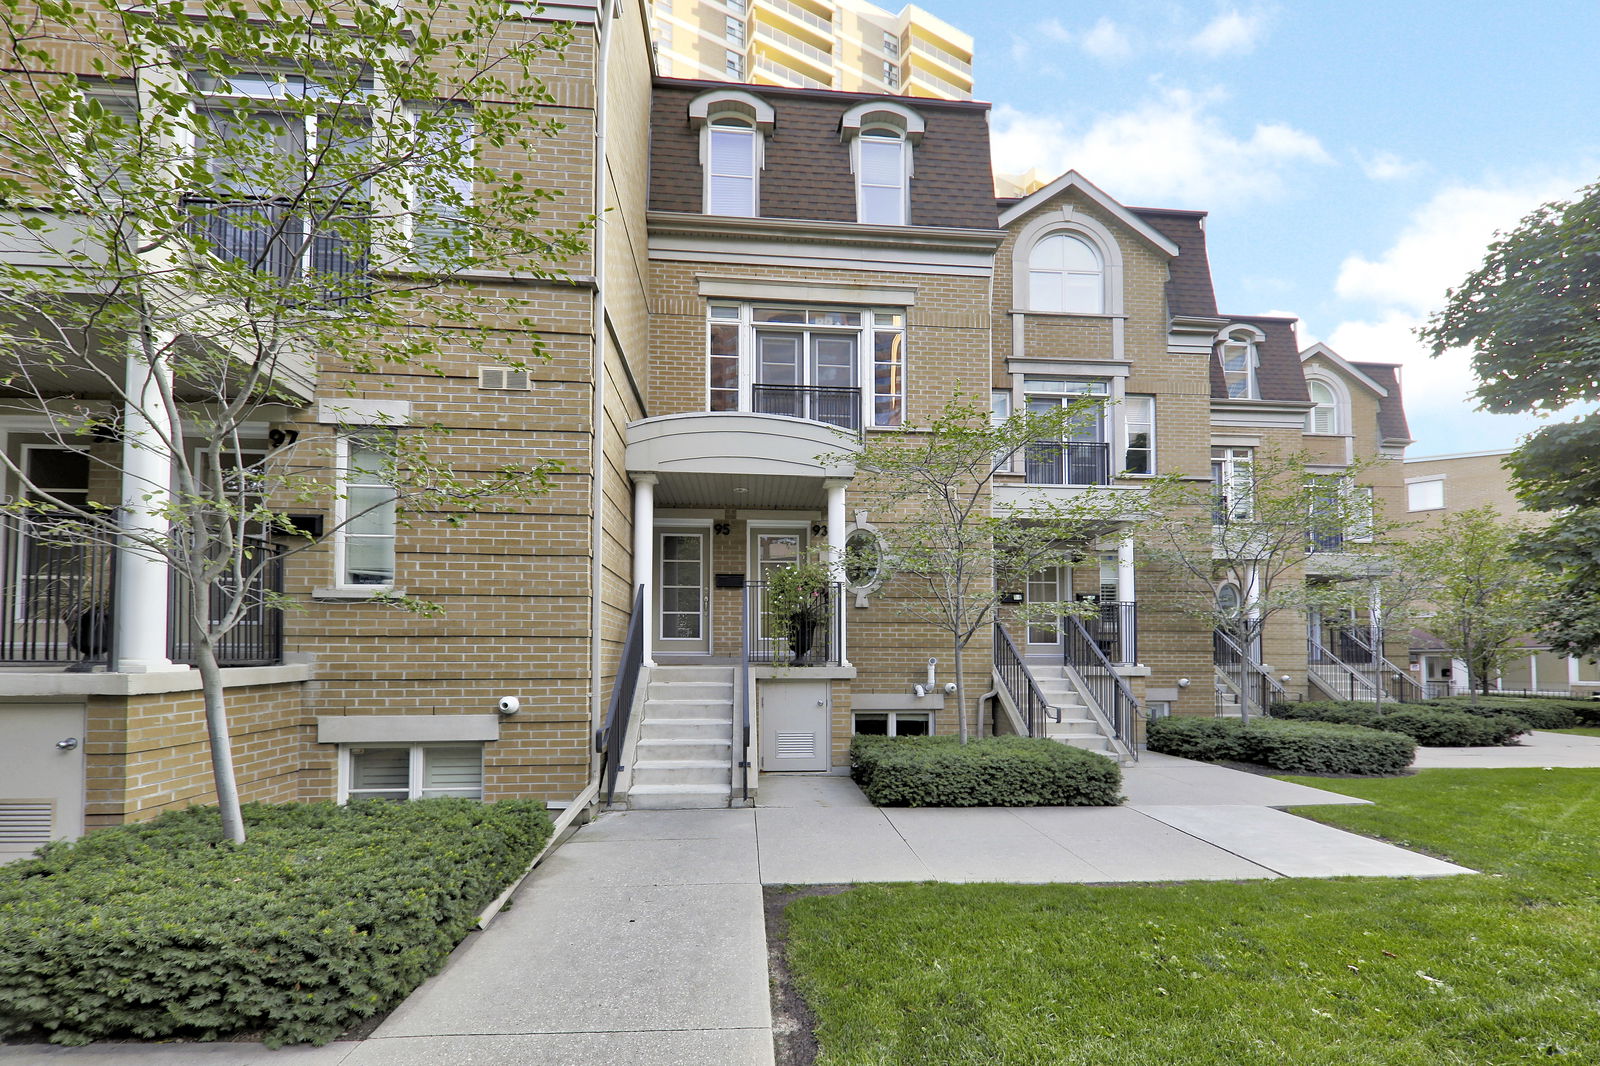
[1064,614,1138,759]
[1214,627,1287,718]
[186,197,368,302]
[167,542,285,667]
[1306,633,1379,701]
[596,585,646,806]
[751,384,862,431]
[1084,600,1137,665]
[0,513,116,668]
[1023,441,1111,486]
[744,581,843,665]
[993,623,1051,736]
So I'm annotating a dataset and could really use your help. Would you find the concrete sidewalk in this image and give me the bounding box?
[1413,729,1600,768]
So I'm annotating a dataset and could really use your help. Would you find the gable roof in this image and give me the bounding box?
[996,171,1179,257]
[1299,342,1389,396]
[1351,361,1413,444]
[1133,207,1217,318]
[1209,315,1309,404]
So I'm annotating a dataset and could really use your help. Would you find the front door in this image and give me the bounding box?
[0,703,85,864]
[759,680,830,771]
[655,529,709,656]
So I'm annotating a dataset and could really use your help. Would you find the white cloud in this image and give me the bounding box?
[1188,10,1267,57]
[990,89,1330,208]
[1081,17,1134,61]
[1357,151,1422,182]
[1037,18,1072,44]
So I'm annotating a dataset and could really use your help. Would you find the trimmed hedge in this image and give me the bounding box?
[0,798,553,1048]
[850,735,1121,807]
[1268,700,1525,746]
[1429,696,1583,731]
[1148,715,1415,775]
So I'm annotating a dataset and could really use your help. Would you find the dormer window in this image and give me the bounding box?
[1217,326,1262,399]
[689,88,775,218]
[841,100,924,227]
[1307,378,1342,434]
[1027,233,1104,314]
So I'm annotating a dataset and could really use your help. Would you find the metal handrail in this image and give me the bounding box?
[1022,440,1111,486]
[0,512,116,667]
[1333,624,1427,702]
[992,623,1052,736]
[751,384,861,431]
[744,581,843,665]
[739,589,754,803]
[1213,627,1287,717]
[167,539,284,668]
[1064,613,1139,759]
[595,585,646,806]
[1306,633,1379,700]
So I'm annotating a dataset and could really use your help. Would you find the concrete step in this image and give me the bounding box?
[642,698,735,721]
[636,738,733,762]
[1050,734,1112,752]
[640,718,733,742]
[647,681,733,702]
[627,783,733,810]
[1046,716,1101,731]
[631,759,733,787]
[650,666,736,683]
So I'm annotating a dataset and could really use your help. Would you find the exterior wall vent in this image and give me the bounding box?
[478,366,532,391]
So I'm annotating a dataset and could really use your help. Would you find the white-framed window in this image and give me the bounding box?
[1305,378,1344,434]
[409,107,474,270]
[1217,328,1261,399]
[725,49,744,78]
[853,711,930,736]
[883,61,899,87]
[1021,377,1109,485]
[336,435,398,588]
[882,30,899,56]
[341,742,483,802]
[725,14,744,43]
[1407,478,1444,512]
[855,127,908,225]
[1026,567,1061,644]
[1122,395,1155,475]
[706,115,757,215]
[843,524,888,597]
[1212,446,1254,523]
[704,303,905,429]
[1309,475,1373,551]
[1027,232,1104,314]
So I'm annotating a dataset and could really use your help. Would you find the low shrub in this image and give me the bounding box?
[1148,715,1415,775]
[0,798,553,1048]
[849,734,1121,807]
[1428,696,1582,731]
[1268,700,1381,726]
[1374,708,1525,747]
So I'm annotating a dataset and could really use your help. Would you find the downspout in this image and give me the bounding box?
[587,0,615,800]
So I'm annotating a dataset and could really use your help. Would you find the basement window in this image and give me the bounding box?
[853,711,931,737]
[342,743,483,802]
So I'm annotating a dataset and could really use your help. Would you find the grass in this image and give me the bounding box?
[781,768,1600,1065]
[1549,726,1600,737]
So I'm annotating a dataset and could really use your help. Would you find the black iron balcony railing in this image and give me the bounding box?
[0,513,116,668]
[1083,600,1137,665]
[167,541,285,668]
[186,197,369,303]
[751,384,862,431]
[1023,441,1111,486]
[744,580,843,665]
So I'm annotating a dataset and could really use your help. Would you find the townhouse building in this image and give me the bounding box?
[0,0,1419,853]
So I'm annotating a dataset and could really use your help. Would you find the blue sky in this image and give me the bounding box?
[911,0,1600,456]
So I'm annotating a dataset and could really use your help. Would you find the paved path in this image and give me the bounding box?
[1413,729,1600,768]
[0,753,1473,1066]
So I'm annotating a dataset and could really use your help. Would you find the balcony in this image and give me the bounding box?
[1023,441,1111,486]
[752,56,829,89]
[185,197,369,305]
[906,35,973,76]
[902,61,969,99]
[744,580,843,666]
[753,0,832,36]
[751,384,861,431]
[0,513,284,669]
[753,26,834,80]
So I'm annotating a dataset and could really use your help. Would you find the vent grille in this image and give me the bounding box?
[776,732,816,760]
[0,802,53,847]
[478,366,532,391]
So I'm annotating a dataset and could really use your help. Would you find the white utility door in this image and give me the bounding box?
[759,680,830,772]
[0,703,85,864]
[656,530,710,656]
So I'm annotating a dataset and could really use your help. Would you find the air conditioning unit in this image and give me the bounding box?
[478,366,532,391]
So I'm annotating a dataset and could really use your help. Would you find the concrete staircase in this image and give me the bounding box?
[1214,674,1244,718]
[1308,661,1378,702]
[1030,664,1117,755]
[626,665,737,810]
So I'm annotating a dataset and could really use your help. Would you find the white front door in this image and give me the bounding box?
[655,530,709,656]
[759,680,830,772]
[0,703,86,864]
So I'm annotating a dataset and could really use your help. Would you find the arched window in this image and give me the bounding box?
[1028,233,1104,313]
[1216,327,1261,399]
[856,126,907,225]
[689,89,774,218]
[1306,378,1341,434]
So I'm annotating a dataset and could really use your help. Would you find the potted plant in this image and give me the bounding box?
[765,558,832,665]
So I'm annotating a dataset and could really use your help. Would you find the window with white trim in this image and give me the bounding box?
[1027,232,1104,314]
[853,711,930,736]
[1217,329,1259,399]
[1211,446,1254,523]
[343,743,483,802]
[1122,395,1155,475]
[1408,478,1444,511]
[856,127,908,225]
[1306,378,1341,434]
[1021,377,1109,485]
[1308,475,1374,552]
[338,436,398,587]
[725,14,744,43]
[724,50,744,78]
[705,303,905,429]
[409,108,474,269]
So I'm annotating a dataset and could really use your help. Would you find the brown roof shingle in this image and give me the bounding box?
[1133,208,1217,318]
[649,79,999,230]
[1209,315,1309,404]
[1352,361,1413,443]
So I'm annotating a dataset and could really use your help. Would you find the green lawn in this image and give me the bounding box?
[781,769,1600,1065]
[1550,726,1600,737]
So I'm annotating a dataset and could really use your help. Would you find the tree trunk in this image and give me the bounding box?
[195,642,246,844]
[954,633,968,744]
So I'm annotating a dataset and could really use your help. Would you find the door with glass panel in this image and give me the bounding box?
[1022,379,1109,485]
[655,529,710,656]
[750,528,809,657]
[1026,566,1064,648]
[752,308,861,429]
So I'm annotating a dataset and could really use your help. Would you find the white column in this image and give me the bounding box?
[115,348,183,673]
[825,478,849,666]
[632,474,656,666]
[1116,533,1136,664]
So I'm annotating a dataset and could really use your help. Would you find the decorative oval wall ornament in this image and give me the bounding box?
[844,512,889,606]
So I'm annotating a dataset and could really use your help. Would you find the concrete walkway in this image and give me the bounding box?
[1413,729,1600,769]
[0,753,1473,1066]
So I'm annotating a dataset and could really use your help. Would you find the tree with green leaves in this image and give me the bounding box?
[1391,507,1559,700]
[841,395,1125,743]
[1419,178,1600,658]
[0,0,585,841]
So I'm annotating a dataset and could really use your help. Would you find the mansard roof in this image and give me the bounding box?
[1350,361,1413,444]
[1132,207,1217,318]
[1209,315,1311,404]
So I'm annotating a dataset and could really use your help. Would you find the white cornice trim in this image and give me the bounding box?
[1404,449,1513,463]
[997,170,1180,257]
[1300,342,1388,397]
[647,210,1004,251]
[698,276,919,305]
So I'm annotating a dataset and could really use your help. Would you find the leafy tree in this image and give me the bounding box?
[1135,450,1390,720]
[1419,179,1600,656]
[0,0,584,841]
[1391,507,1559,700]
[842,395,1124,743]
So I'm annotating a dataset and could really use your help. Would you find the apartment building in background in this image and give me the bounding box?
[649,0,974,99]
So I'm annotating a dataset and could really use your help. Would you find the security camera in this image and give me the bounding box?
[942,682,957,695]
[496,696,521,715]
